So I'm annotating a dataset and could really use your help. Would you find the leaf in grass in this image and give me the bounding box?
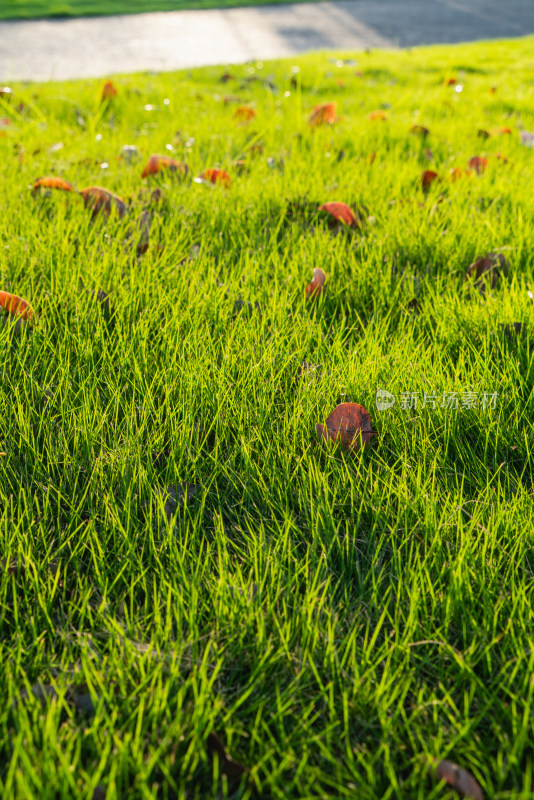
[443,76,457,86]
[1,558,26,577]
[316,402,374,452]
[477,129,491,139]
[32,176,75,193]
[80,186,127,219]
[421,170,440,191]
[318,201,360,228]
[468,156,487,175]
[206,731,249,791]
[219,72,234,83]
[141,154,189,179]
[101,80,117,101]
[499,322,524,339]
[305,267,326,299]
[67,683,99,715]
[433,759,483,800]
[91,786,107,800]
[82,284,115,317]
[498,126,512,135]
[135,210,152,256]
[309,102,337,126]
[449,167,473,181]
[369,110,387,121]
[0,290,34,322]
[234,105,256,121]
[161,483,199,521]
[465,251,509,292]
[196,168,231,187]
[409,124,429,137]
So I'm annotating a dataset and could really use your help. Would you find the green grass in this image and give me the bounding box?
[0,0,303,21]
[1,36,534,800]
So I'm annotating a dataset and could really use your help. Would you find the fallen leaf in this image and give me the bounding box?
[434,759,483,800]
[465,251,509,291]
[309,102,337,126]
[318,201,359,228]
[80,186,127,219]
[421,170,440,191]
[468,156,487,175]
[232,298,261,318]
[161,483,198,520]
[490,86,497,94]
[499,322,524,338]
[197,168,231,187]
[317,403,374,452]
[91,786,107,800]
[206,731,249,791]
[233,105,256,121]
[498,127,512,135]
[101,80,117,101]
[141,154,189,179]
[1,558,26,576]
[405,297,422,314]
[0,290,34,321]
[67,684,99,715]
[32,176,75,193]
[443,76,457,86]
[369,110,387,121]
[135,210,152,255]
[220,72,234,83]
[449,167,473,181]
[410,124,429,137]
[305,267,326,299]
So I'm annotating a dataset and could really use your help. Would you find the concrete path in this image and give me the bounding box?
[1,0,533,82]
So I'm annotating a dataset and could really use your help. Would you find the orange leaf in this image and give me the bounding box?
[489,86,497,94]
[409,124,429,137]
[233,105,256,121]
[141,154,189,179]
[369,110,387,121]
[32,176,75,193]
[495,152,509,163]
[498,127,512,135]
[305,267,326,299]
[443,76,457,86]
[367,152,377,165]
[468,156,487,175]
[318,201,358,228]
[434,760,483,800]
[449,167,473,181]
[316,403,374,452]
[79,186,127,219]
[0,291,34,321]
[421,170,440,191]
[200,168,231,187]
[309,102,337,126]
[101,80,117,101]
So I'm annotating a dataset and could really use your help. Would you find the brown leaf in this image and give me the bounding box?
[434,759,483,800]
[477,129,491,139]
[91,786,107,800]
[421,170,440,192]
[465,252,509,292]
[410,124,429,138]
[206,731,249,791]
[32,176,75,193]
[141,154,188,179]
[309,102,337,127]
[86,288,114,316]
[305,267,326,299]
[316,402,374,452]
[101,80,117,102]
[80,186,127,219]
[1,558,26,577]
[468,156,487,175]
[318,201,360,228]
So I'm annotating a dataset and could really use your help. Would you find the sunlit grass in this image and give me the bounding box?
[1,37,534,799]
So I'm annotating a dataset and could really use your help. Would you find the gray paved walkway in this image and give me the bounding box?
[1,0,533,82]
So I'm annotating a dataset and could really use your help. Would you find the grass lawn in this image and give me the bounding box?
[0,0,301,21]
[1,36,534,800]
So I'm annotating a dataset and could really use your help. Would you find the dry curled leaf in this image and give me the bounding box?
[80,186,127,219]
[141,154,188,179]
[234,105,256,121]
[101,80,117,101]
[468,156,487,175]
[465,251,509,291]
[309,102,337,126]
[434,759,483,800]
[305,267,326,299]
[0,290,34,323]
[316,402,374,452]
[197,168,231,187]
[318,201,359,228]
[421,170,440,191]
[369,110,387,121]
[32,176,75,193]
[206,731,249,792]
[410,124,429,137]
[449,167,473,181]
